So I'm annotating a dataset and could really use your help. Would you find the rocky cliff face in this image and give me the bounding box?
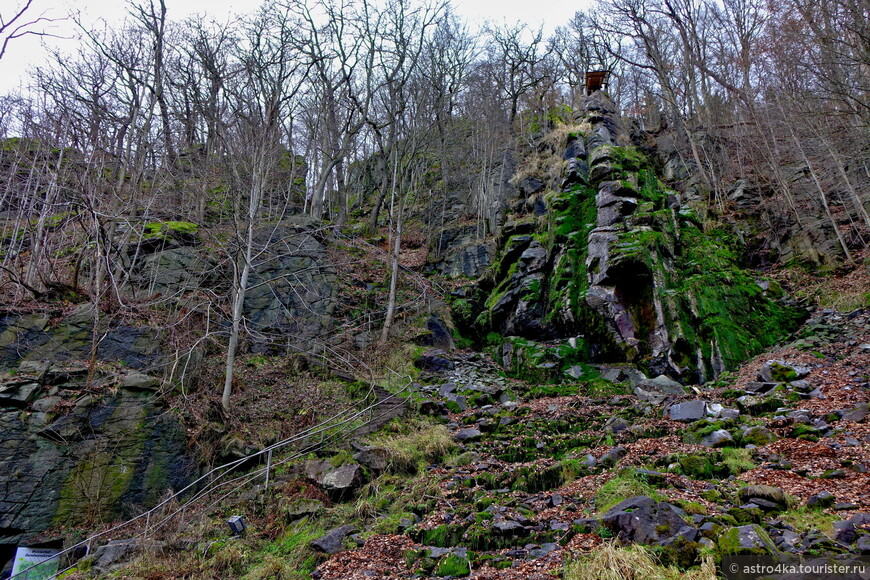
[461,94,805,382]
[0,218,341,549]
[0,363,191,549]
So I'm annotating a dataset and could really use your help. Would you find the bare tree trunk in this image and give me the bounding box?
[379,156,403,345]
[222,167,261,412]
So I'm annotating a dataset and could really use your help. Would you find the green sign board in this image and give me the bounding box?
[11,547,60,580]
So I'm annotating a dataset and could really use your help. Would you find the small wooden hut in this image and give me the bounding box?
[585,70,611,95]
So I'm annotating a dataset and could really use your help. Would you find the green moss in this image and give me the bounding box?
[721,448,756,475]
[717,525,777,555]
[677,455,717,480]
[434,553,470,576]
[595,470,665,512]
[791,424,820,441]
[421,524,464,547]
[54,449,140,525]
[680,501,708,515]
[778,507,839,535]
[143,220,199,240]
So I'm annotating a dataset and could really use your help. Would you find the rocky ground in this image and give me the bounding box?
[311,306,870,579]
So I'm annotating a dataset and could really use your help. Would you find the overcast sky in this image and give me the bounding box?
[0,0,586,95]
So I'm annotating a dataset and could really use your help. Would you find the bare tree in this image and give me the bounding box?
[220,3,309,411]
[0,0,60,61]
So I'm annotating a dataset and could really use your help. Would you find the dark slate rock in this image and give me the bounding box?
[415,350,454,372]
[564,136,586,160]
[758,360,809,382]
[492,520,524,534]
[843,402,868,423]
[633,468,667,486]
[572,517,600,533]
[832,521,857,545]
[444,394,468,412]
[352,447,390,472]
[603,416,629,433]
[599,446,627,466]
[806,491,835,508]
[419,400,446,415]
[700,429,734,448]
[422,315,454,351]
[748,498,782,512]
[779,530,802,551]
[821,469,849,479]
[633,375,684,403]
[601,496,687,544]
[438,383,457,396]
[319,463,364,500]
[517,176,545,196]
[120,373,160,391]
[310,525,356,554]
[744,381,777,394]
[0,382,40,408]
[454,428,481,442]
[790,379,813,393]
[720,408,741,420]
[718,524,778,555]
[738,485,787,508]
[529,543,558,558]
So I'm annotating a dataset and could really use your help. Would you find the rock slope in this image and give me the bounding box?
[315,307,869,578]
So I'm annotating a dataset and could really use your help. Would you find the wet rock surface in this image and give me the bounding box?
[0,363,193,548]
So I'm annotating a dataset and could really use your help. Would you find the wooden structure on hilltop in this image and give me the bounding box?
[585,70,611,95]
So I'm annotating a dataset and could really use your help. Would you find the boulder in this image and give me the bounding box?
[806,490,835,508]
[601,496,694,544]
[415,350,454,372]
[758,360,809,383]
[737,485,787,509]
[454,428,481,442]
[310,525,356,554]
[599,446,627,466]
[634,375,685,403]
[352,447,390,472]
[742,426,778,446]
[718,524,779,555]
[832,521,857,545]
[667,400,707,422]
[319,463,364,500]
[419,400,446,415]
[700,429,734,448]
[843,402,868,423]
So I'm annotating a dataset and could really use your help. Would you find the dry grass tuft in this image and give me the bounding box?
[564,542,717,580]
[372,418,456,473]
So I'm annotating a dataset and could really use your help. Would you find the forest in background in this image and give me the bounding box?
[0,0,867,405]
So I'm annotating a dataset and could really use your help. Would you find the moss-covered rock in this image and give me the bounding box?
[463,92,805,384]
[717,524,778,556]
